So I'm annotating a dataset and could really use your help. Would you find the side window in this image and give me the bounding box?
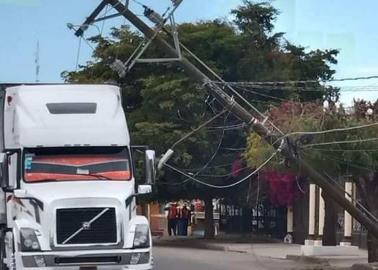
[131,146,146,184]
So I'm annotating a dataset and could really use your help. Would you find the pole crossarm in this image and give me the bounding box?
[75,0,110,37]
[75,0,378,238]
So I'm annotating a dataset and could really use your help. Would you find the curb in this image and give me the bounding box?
[153,239,226,251]
[224,247,249,254]
[352,263,378,270]
[154,240,252,254]
[286,255,330,266]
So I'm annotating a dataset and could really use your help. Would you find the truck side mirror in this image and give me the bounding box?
[145,150,156,185]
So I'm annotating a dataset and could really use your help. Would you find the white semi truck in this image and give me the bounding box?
[0,84,155,270]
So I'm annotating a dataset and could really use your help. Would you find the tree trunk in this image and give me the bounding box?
[359,173,378,262]
[368,232,378,263]
[366,198,378,262]
[204,197,215,239]
[322,190,337,246]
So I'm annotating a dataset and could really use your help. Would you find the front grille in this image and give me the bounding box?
[55,256,121,265]
[56,208,117,245]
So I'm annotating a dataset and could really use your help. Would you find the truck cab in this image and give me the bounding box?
[0,84,155,270]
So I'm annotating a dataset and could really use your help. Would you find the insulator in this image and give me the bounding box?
[144,7,165,25]
[171,0,183,7]
[109,59,126,78]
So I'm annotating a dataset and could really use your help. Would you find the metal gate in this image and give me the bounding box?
[220,201,286,238]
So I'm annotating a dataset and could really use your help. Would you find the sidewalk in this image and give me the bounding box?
[153,235,369,269]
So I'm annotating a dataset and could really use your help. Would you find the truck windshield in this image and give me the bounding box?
[23,147,131,183]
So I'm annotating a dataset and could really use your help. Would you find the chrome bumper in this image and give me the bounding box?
[18,248,152,270]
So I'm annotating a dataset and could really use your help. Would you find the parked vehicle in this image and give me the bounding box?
[0,84,155,270]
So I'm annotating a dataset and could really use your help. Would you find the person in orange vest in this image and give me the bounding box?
[177,203,191,236]
[166,202,178,236]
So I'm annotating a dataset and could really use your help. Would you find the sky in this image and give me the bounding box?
[0,0,377,105]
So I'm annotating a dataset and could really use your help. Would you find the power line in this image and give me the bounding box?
[270,122,378,148]
[233,98,282,106]
[131,0,145,7]
[213,75,378,86]
[288,122,378,139]
[302,150,376,172]
[306,148,378,152]
[100,4,110,35]
[227,84,378,92]
[232,84,324,91]
[302,137,378,149]
[333,75,378,82]
[296,176,305,194]
[182,111,230,178]
[339,85,378,91]
[159,178,191,186]
[171,110,226,149]
[206,123,246,130]
[217,81,321,86]
[214,82,378,97]
[161,111,232,186]
[234,85,288,101]
[180,162,238,171]
[164,150,278,189]
[197,167,249,178]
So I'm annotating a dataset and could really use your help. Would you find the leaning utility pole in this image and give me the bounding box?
[74,0,378,238]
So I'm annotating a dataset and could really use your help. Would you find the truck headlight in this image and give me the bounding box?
[133,224,150,248]
[20,228,41,252]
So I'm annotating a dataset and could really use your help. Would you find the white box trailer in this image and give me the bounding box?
[0,84,155,270]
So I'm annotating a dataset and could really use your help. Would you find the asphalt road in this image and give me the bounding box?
[152,247,304,270]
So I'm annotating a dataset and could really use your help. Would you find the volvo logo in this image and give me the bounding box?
[82,222,91,231]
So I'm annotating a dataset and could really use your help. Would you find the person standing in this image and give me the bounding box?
[166,202,178,236]
[177,203,184,236]
[181,204,190,236]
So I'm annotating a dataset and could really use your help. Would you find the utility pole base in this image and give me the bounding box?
[313,239,323,246]
[301,245,359,256]
[304,239,315,246]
